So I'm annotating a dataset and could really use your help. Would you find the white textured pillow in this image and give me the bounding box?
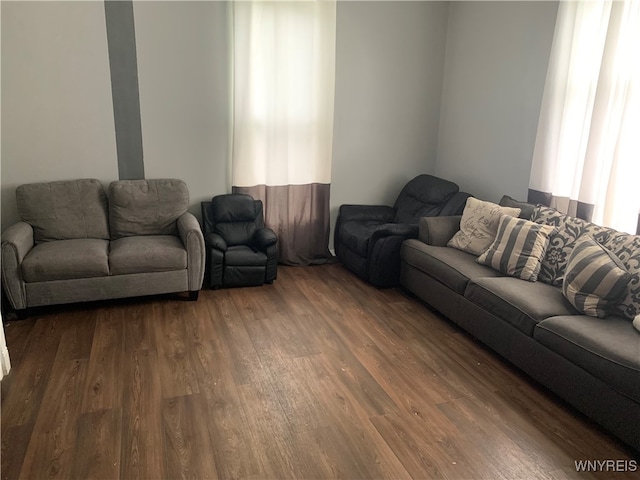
[447,198,521,255]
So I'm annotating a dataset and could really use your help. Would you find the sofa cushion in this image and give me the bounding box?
[338,221,383,256]
[465,277,578,336]
[476,216,556,282]
[401,239,502,295]
[22,239,110,282]
[531,206,613,286]
[447,197,521,256]
[225,246,268,267]
[499,195,536,220]
[562,236,631,318]
[16,179,110,243]
[534,315,640,403]
[109,236,187,275]
[603,231,640,320]
[109,179,189,239]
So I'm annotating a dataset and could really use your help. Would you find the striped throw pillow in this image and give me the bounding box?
[477,215,556,282]
[562,236,631,318]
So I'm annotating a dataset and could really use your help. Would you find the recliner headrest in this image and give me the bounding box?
[212,194,257,223]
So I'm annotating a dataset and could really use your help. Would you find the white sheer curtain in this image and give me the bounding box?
[1,319,10,380]
[231,1,336,265]
[529,0,640,235]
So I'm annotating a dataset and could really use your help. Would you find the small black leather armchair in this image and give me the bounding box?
[335,174,471,288]
[201,194,278,288]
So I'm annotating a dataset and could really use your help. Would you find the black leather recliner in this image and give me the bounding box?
[335,174,471,288]
[201,194,278,288]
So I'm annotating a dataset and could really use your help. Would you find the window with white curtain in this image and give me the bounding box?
[231,1,336,265]
[529,0,640,235]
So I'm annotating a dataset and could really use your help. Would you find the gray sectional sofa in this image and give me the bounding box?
[400,202,640,452]
[1,178,205,313]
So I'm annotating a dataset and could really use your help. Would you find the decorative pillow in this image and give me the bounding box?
[447,198,521,255]
[531,206,613,286]
[602,232,640,320]
[633,315,640,333]
[562,236,631,318]
[477,215,556,282]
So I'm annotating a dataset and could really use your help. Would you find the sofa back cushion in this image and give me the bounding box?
[109,179,189,239]
[393,174,459,224]
[210,194,262,246]
[16,179,110,243]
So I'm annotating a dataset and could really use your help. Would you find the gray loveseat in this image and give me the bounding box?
[400,202,640,452]
[1,178,205,314]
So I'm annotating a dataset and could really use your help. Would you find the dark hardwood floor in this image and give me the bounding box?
[1,264,637,479]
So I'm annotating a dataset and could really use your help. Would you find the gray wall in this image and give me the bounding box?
[133,1,230,217]
[435,1,558,203]
[1,1,119,230]
[1,1,445,236]
[331,1,449,240]
[1,1,558,238]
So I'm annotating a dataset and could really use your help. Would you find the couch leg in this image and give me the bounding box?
[188,291,199,301]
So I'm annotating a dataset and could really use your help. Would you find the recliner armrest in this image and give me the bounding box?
[338,204,395,223]
[1,222,34,310]
[205,233,227,252]
[371,223,418,241]
[254,227,277,249]
[419,216,461,246]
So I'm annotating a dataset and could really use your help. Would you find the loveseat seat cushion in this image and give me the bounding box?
[109,179,189,239]
[534,315,640,403]
[109,236,187,275]
[401,239,502,294]
[22,239,110,282]
[16,179,110,243]
[464,277,578,336]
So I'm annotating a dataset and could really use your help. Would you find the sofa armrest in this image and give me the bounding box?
[338,204,395,223]
[177,212,205,291]
[419,216,461,246]
[1,222,34,310]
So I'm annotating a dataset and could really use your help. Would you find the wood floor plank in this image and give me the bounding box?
[18,359,88,480]
[1,264,636,480]
[161,394,218,479]
[123,302,157,355]
[205,290,266,386]
[81,307,124,413]
[0,423,34,480]
[1,317,63,428]
[70,408,122,480]
[370,412,478,479]
[237,380,338,479]
[153,302,200,398]
[191,335,263,479]
[119,348,165,480]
